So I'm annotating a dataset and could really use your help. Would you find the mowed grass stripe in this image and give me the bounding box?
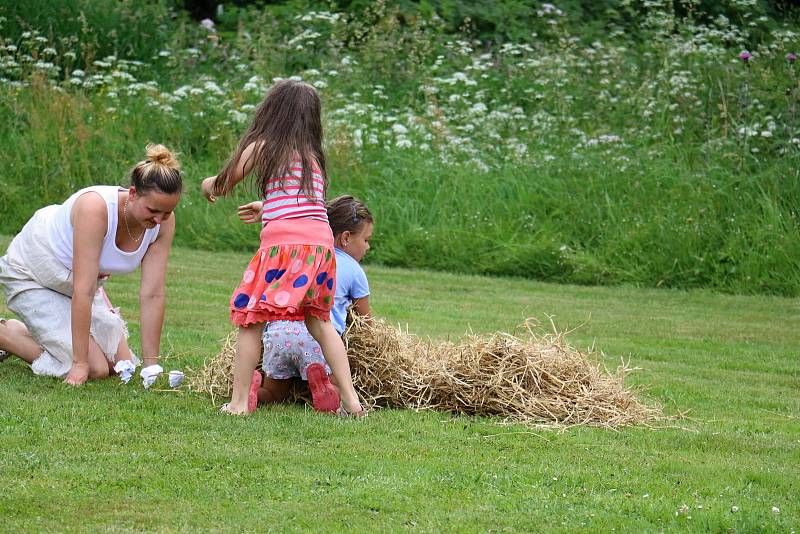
[0,237,797,532]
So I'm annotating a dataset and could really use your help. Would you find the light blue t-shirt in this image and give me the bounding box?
[331,248,370,334]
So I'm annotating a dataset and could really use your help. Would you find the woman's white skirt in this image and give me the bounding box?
[0,205,134,377]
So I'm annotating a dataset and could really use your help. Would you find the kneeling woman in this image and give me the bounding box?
[0,144,182,385]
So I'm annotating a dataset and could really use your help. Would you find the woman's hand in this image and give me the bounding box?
[237,201,264,224]
[63,361,89,386]
[201,176,217,203]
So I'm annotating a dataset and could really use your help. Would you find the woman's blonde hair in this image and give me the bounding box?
[129,143,182,194]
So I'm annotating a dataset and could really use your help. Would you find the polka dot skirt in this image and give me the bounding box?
[230,244,336,327]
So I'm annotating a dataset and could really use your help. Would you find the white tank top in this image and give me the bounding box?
[48,185,160,275]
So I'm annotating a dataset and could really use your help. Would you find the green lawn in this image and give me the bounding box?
[0,239,797,532]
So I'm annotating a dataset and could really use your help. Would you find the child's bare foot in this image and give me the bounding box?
[336,402,367,418]
[247,370,262,413]
[337,394,367,418]
[219,402,249,415]
[306,363,340,413]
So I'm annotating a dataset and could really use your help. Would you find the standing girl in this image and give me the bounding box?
[201,80,364,416]
[239,195,373,411]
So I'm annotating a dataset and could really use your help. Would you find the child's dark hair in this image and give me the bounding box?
[326,195,373,237]
[130,144,182,195]
[213,80,326,199]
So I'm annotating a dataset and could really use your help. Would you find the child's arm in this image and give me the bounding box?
[202,142,259,203]
[350,296,371,318]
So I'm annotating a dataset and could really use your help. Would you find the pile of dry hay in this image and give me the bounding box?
[189,316,661,428]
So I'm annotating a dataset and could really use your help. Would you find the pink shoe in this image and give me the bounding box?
[247,370,263,413]
[306,363,340,413]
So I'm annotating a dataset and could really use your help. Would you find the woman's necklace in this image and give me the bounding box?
[123,197,144,243]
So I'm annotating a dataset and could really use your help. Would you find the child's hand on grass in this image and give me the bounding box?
[237,201,264,224]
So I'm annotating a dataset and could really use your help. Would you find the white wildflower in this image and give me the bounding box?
[469,102,487,114]
[203,80,223,94]
[229,110,248,123]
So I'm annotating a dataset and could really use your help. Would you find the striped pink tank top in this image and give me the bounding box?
[262,162,327,224]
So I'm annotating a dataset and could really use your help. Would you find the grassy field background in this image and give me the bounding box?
[1,1,798,530]
[0,236,797,532]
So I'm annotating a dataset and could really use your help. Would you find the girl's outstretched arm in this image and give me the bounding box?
[202,142,259,203]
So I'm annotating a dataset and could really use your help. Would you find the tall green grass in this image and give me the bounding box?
[0,1,798,295]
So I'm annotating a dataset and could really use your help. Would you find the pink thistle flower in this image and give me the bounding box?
[787,52,797,63]
[739,50,751,62]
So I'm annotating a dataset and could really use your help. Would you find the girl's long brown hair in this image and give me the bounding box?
[213,80,326,198]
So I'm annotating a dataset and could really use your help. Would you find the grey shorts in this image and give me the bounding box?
[262,320,331,380]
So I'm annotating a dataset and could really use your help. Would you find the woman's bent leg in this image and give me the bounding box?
[1,318,112,380]
[0,318,43,364]
[304,315,364,415]
[105,335,134,375]
[86,338,111,380]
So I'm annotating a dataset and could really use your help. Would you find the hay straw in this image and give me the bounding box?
[188,316,662,428]
[186,330,237,406]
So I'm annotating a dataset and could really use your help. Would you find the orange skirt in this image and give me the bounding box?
[230,219,336,326]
